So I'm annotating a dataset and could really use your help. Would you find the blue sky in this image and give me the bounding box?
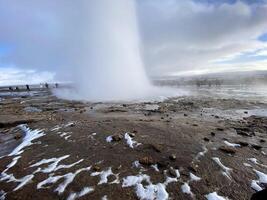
[0,0,267,85]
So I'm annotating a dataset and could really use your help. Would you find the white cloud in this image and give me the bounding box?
[0,67,55,86]
[138,0,267,76]
[0,0,267,84]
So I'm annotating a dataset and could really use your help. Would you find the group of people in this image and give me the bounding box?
[8,83,59,92]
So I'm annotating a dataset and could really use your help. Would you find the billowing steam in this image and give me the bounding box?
[58,0,153,101]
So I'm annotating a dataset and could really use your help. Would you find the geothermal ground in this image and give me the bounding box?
[0,86,267,200]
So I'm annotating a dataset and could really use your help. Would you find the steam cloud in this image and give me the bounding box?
[65,0,153,101]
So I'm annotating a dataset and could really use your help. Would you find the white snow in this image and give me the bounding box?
[189,173,201,182]
[91,167,119,185]
[205,192,229,200]
[9,125,45,156]
[101,195,108,200]
[243,163,252,167]
[254,170,267,184]
[3,156,21,173]
[67,187,94,200]
[38,166,91,194]
[0,190,6,200]
[212,157,232,179]
[31,155,83,174]
[248,158,267,168]
[181,183,192,196]
[224,141,241,148]
[124,133,141,148]
[132,160,141,168]
[122,170,180,200]
[195,146,208,161]
[251,180,262,192]
[106,136,113,143]
[151,164,160,172]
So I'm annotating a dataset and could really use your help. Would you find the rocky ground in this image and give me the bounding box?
[0,87,266,200]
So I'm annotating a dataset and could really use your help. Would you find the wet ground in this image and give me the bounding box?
[0,86,267,200]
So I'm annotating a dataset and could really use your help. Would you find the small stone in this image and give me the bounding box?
[157,160,170,168]
[251,144,262,150]
[259,139,265,143]
[192,124,198,127]
[169,154,176,161]
[203,137,209,142]
[93,165,101,171]
[139,156,155,165]
[151,144,163,153]
[168,168,177,177]
[184,114,188,117]
[244,111,248,114]
[219,146,236,154]
[216,128,224,131]
[112,134,123,141]
[129,133,135,137]
[210,132,215,136]
[14,133,23,140]
[237,141,249,146]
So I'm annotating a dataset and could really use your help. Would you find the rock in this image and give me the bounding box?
[92,165,101,171]
[203,137,210,142]
[168,168,178,177]
[14,132,23,140]
[251,144,262,150]
[236,130,252,137]
[128,133,135,137]
[151,144,163,153]
[157,160,170,168]
[259,139,265,143]
[244,111,248,114]
[169,154,176,161]
[112,134,123,141]
[216,128,224,131]
[192,124,198,127]
[219,146,236,154]
[214,116,219,119]
[184,114,188,117]
[251,188,267,200]
[188,165,198,173]
[237,141,249,146]
[210,132,216,136]
[139,156,155,165]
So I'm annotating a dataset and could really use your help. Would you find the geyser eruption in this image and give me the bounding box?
[69,0,152,101]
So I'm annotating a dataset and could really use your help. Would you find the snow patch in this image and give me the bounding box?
[189,173,201,182]
[9,125,45,156]
[91,167,120,185]
[205,192,229,200]
[212,157,232,180]
[67,187,94,200]
[181,183,193,196]
[38,166,91,194]
[224,141,241,148]
[251,169,267,191]
[122,170,180,200]
[106,136,113,143]
[124,133,141,148]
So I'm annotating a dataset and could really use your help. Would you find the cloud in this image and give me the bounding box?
[138,0,267,76]
[0,67,55,86]
[0,0,267,82]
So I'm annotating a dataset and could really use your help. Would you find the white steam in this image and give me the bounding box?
[59,0,152,101]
